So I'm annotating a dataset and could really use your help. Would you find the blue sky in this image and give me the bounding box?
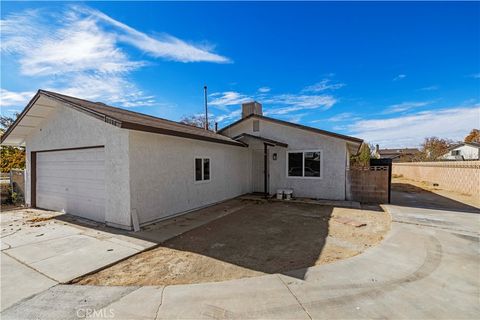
[1,1,479,147]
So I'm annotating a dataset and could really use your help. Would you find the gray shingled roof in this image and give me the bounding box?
[35,90,246,147]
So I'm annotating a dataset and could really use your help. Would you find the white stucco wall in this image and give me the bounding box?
[441,145,480,160]
[221,118,349,200]
[24,100,132,229]
[128,131,251,225]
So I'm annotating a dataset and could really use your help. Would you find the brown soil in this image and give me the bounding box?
[26,216,55,223]
[76,201,390,286]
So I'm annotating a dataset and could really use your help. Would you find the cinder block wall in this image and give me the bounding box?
[393,161,480,197]
[346,166,389,203]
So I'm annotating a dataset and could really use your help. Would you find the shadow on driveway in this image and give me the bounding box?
[391,183,480,214]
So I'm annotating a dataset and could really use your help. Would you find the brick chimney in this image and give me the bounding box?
[242,101,262,119]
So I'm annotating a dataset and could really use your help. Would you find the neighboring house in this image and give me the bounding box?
[374,145,419,162]
[1,90,362,230]
[440,142,480,160]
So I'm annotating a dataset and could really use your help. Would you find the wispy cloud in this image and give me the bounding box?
[211,85,339,123]
[1,5,230,109]
[49,74,156,108]
[393,74,406,81]
[76,6,230,63]
[1,9,143,76]
[419,85,439,91]
[303,79,345,92]
[383,101,433,114]
[284,113,308,124]
[264,94,336,115]
[471,73,480,79]
[310,112,361,125]
[348,105,479,147]
[215,109,241,123]
[209,92,252,111]
[326,112,356,122]
[258,87,271,93]
[0,89,35,108]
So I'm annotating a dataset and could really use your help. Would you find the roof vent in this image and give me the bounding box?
[242,101,262,119]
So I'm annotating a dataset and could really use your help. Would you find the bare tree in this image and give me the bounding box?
[179,114,209,130]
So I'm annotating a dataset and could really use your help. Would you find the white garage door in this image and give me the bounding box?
[36,147,106,222]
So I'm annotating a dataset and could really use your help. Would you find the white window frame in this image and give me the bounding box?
[194,157,211,183]
[286,150,323,179]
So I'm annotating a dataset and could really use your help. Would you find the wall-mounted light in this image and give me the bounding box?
[273,153,277,160]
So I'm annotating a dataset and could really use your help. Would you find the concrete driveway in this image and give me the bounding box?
[1,186,479,319]
[0,209,156,311]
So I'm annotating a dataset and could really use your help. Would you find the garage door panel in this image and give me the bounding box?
[36,182,105,200]
[37,167,105,182]
[37,149,105,162]
[37,194,105,222]
[36,148,106,222]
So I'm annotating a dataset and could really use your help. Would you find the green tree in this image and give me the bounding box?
[350,143,372,167]
[0,114,25,173]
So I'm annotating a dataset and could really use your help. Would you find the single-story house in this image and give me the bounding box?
[1,90,362,230]
[373,144,420,162]
[439,142,480,160]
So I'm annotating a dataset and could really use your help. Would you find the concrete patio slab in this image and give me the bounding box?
[0,253,57,312]
[27,239,139,283]
[1,208,158,310]
[1,221,83,249]
[4,234,100,264]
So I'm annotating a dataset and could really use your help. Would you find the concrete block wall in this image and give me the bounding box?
[346,166,389,203]
[393,161,480,197]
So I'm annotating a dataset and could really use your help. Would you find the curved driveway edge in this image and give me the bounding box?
[2,206,479,319]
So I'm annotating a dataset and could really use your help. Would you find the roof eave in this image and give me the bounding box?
[218,114,363,144]
[121,121,246,147]
[1,91,42,145]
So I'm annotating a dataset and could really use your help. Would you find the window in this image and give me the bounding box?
[195,158,210,182]
[253,120,260,132]
[287,151,321,178]
[451,150,460,156]
[288,152,303,177]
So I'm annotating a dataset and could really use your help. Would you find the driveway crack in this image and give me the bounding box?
[277,275,312,320]
[154,285,167,320]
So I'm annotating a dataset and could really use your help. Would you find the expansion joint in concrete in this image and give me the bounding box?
[2,251,58,283]
[277,275,312,320]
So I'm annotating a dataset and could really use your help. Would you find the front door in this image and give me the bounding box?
[252,148,268,193]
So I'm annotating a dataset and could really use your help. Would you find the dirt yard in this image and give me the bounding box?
[76,201,390,286]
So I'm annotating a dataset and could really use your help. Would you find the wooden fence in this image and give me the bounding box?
[346,166,390,203]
